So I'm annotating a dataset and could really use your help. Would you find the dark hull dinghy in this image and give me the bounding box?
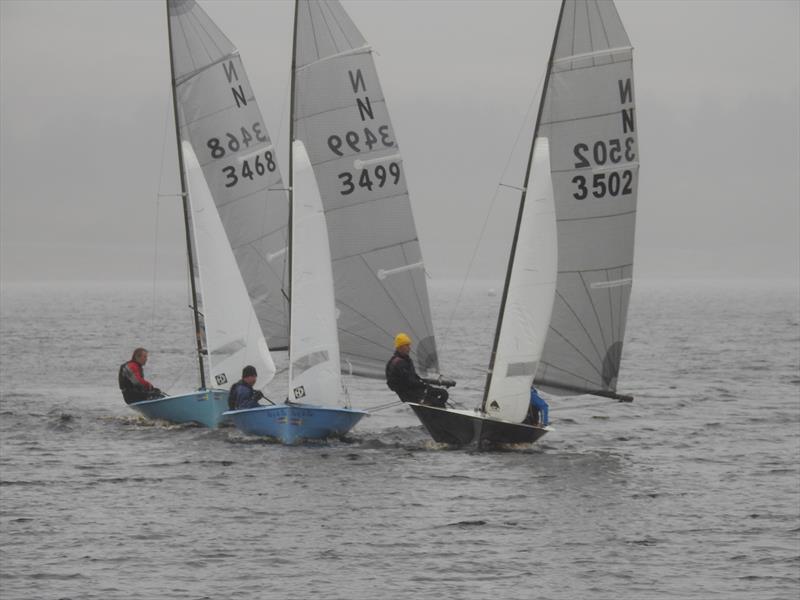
[409,404,549,447]
[408,0,639,446]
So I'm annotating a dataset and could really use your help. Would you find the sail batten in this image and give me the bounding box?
[296,45,372,73]
[174,51,239,87]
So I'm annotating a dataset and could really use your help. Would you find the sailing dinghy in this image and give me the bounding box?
[410,0,640,446]
[129,0,288,428]
[225,1,387,444]
[224,141,367,444]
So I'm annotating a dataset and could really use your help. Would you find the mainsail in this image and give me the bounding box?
[168,0,290,351]
[292,0,439,378]
[534,0,639,397]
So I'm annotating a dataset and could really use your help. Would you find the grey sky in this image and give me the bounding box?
[1,0,798,283]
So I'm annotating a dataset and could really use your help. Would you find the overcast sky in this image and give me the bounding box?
[1,0,798,284]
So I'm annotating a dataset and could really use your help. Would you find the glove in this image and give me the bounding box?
[253,390,265,401]
[438,376,456,388]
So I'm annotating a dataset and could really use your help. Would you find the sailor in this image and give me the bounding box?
[118,347,164,404]
[228,365,267,410]
[527,386,549,427]
[385,333,453,408]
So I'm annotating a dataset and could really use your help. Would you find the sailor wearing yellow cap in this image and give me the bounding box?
[385,333,453,407]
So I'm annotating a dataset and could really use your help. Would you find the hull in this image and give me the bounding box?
[129,389,229,429]
[408,403,548,447]
[224,403,367,445]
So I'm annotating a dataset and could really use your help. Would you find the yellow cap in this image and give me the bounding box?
[394,332,412,349]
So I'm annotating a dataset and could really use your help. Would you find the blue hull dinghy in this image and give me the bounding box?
[224,403,367,445]
[130,389,229,429]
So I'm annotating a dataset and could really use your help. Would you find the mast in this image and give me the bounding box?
[286,0,299,384]
[481,0,566,411]
[166,0,206,389]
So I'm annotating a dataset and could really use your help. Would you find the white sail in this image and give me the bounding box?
[535,0,639,396]
[288,141,341,406]
[485,139,557,422]
[168,0,290,350]
[293,0,439,378]
[182,142,276,388]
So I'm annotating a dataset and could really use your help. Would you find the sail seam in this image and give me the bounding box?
[535,373,603,394]
[331,238,418,264]
[307,0,321,65]
[403,241,433,335]
[541,324,604,384]
[401,242,435,370]
[210,177,283,209]
[187,11,224,71]
[175,16,198,74]
[317,2,343,56]
[556,210,636,223]
[607,268,617,354]
[558,263,633,274]
[552,162,639,174]
[585,1,595,68]
[570,0,577,58]
[359,253,423,343]
[554,288,605,367]
[184,13,213,69]
[541,108,625,127]
[325,1,358,49]
[179,98,258,140]
[323,190,407,216]
[335,303,407,357]
[594,0,613,54]
[296,96,387,131]
[174,33,237,85]
[580,271,609,358]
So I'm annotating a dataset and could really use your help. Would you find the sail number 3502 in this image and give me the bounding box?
[572,170,633,200]
[572,137,635,200]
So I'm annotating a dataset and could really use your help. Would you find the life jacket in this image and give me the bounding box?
[385,354,405,391]
[118,361,134,391]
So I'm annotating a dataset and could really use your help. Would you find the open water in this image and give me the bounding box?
[0,279,798,599]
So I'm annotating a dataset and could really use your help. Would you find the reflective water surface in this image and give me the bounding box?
[1,280,798,599]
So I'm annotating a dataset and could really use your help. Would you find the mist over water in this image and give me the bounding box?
[1,279,798,599]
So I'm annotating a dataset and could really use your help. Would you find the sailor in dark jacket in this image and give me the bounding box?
[385,333,452,408]
[228,365,266,410]
[118,347,164,404]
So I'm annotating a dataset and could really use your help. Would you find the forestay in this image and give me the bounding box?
[535,0,639,396]
[168,0,290,351]
[182,142,276,388]
[292,0,439,378]
[485,139,556,423]
[288,141,341,406]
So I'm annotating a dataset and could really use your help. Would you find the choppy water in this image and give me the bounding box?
[1,279,798,599]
